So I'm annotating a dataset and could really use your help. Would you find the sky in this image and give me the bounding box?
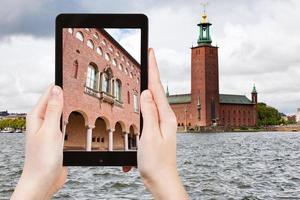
[0,0,299,115]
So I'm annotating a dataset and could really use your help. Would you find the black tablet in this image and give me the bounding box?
[55,14,148,166]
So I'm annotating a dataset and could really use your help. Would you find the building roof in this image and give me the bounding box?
[219,94,253,105]
[166,93,253,105]
[167,94,191,104]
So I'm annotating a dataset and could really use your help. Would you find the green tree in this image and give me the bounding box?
[257,103,282,126]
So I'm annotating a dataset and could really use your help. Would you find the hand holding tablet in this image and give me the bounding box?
[11,14,188,200]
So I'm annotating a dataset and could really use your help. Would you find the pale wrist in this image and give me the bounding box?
[11,174,49,200]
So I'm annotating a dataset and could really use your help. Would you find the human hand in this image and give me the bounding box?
[137,49,189,199]
[11,85,67,200]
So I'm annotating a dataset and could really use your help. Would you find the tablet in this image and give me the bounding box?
[55,14,148,166]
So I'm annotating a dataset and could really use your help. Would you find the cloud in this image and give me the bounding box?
[0,36,54,112]
[0,0,299,115]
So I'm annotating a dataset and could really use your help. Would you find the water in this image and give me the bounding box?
[1,132,300,200]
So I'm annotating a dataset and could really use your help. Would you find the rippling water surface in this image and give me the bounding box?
[1,132,300,199]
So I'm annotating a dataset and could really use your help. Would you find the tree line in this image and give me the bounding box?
[0,118,26,130]
[257,103,294,126]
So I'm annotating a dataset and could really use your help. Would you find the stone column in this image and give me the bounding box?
[124,132,128,151]
[86,125,94,151]
[108,129,114,151]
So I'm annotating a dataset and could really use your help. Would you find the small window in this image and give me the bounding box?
[96,137,100,142]
[105,53,111,61]
[73,60,78,79]
[125,68,128,75]
[87,39,94,49]
[102,40,107,46]
[127,91,130,104]
[112,59,117,66]
[85,28,90,32]
[116,52,120,57]
[131,65,134,70]
[93,32,99,39]
[130,72,133,79]
[119,64,123,71]
[121,56,125,62]
[115,80,122,101]
[86,64,97,89]
[96,47,103,55]
[126,61,130,66]
[75,31,84,41]
[68,28,73,34]
[102,73,109,93]
[109,46,114,52]
[133,94,138,112]
[64,134,68,141]
[92,137,96,142]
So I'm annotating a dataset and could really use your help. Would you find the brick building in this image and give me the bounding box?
[167,13,257,130]
[62,28,140,151]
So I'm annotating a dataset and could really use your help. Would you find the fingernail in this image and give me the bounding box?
[51,86,60,96]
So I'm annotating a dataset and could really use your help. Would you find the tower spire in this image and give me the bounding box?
[166,82,170,97]
[197,3,212,46]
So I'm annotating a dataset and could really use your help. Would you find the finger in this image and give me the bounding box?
[140,90,160,139]
[41,85,63,134]
[26,84,53,135]
[122,166,132,173]
[148,49,174,120]
[148,49,177,134]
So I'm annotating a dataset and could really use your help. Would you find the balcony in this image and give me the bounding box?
[84,86,124,107]
[100,91,115,104]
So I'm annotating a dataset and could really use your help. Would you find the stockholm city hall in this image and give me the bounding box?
[167,11,258,130]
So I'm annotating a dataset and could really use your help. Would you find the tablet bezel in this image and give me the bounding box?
[55,14,148,166]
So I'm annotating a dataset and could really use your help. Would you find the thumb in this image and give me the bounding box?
[42,85,63,132]
[140,90,160,138]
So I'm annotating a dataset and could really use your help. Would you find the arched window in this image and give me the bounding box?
[121,56,125,62]
[86,64,97,89]
[126,61,130,66]
[112,59,117,66]
[125,68,128,75]
[127,91,130,104]
[68,28,73,34]
[96,47,103,55]
[85,28,90,32]
[109,46,114,52]
[102,73,109,93]
[105,53,111,61]
[93,32,99,39]
[102,40,107,46]
[115,80,122,101]
[75,31,84,41]
[87,39,94,49]
[119,64,123,71]
[130,72,133,79]
[116,52,120,57]
[73,60,78,79]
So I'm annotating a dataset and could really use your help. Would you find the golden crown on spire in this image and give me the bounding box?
[200,2,209,23]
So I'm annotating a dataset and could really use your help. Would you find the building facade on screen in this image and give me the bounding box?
[62,28,140,151]
[167,12,258,130]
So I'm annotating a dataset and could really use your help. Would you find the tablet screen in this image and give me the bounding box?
[62,28,141,152]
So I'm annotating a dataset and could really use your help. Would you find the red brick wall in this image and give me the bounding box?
[219,104,257,127]
[62,28,140,134]
[190,45,219,126]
